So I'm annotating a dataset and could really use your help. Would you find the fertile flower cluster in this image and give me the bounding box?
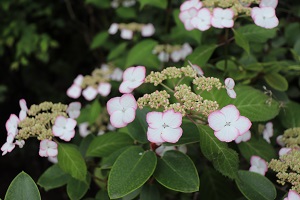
[1,100,80,158]
[67,64,123,101]
[179,0,278,31]
[268,149,300,194]
[137,90,170,109]
[111,0,136,8]
[193,76,223,91]
[108,23,155,40]
[277,128,300,156]
[152,43,192,63]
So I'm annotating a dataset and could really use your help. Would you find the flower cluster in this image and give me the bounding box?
[277,128,300,156]
[67,64,123,101]
[179,0,278,31]
[152,43,192,63]
[111,0,136,8]
[1,100,80,158]
[108,23,155,40]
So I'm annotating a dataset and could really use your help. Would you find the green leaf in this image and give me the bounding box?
[185,44,217,66]
[236,170,276,200]
[37,164,70,191]
[140,184,160,200]
[237,24,277,43]
[116,7,136,19]
[138,0,167,9]
[238,137,276,162]
[90,32,109,50]
[77,100,101,125]
[85,0,110,8]
[122,187,142,200]
[67,174,91,200]
[127,108,149,143]
[108,42,128,61]
[279,101,300,128]
[86,132,133,157]
[101,146,133,169]
[58,143,87,181]
[264,73,288,91]
[154,151,199,192]
[125,39,160,69]
[108,146,157,199]
[4,172,41,200]
[79,134,95,157]
[233,29,250,54]
[198,125,239,179]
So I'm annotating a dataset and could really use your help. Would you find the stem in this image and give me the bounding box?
[224,28,229,74]
[176,77,185,87]
[160,83,174,93]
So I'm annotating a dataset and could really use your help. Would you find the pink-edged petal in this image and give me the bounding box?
[120,94,137,109]
[183,20,195,31]
[162,110,182,128]
[48,148,58,157]
[66,118,77,130]
[260,0,278,9]
[98,82,111,96]
[192,64,204,76]
[39,149,47,157]
[225,78,235,89]
[15,140,25,148]
[276,135,285,147]
[122,107,136,124]
[146,111,163,129]
[131,66,146,81]
[155,145,176,157]
[227,89,237,99]
[79,122,90,137]
[147,127,164,143]
[233,116,252,135]
[82,86,98,101]
[235,130,251,143]
[223,9,234,19]
[179,10,191,22]
[110,111,127,128]
[220,105,240,122]
[279,148,292,156]
[19,110,27,121]
[19,99,28,111]
[39,140,48,150]
[161,127,183,143]
[123,67,135,81]
[107,97,122,115]
[67,84,82,99]
[52,126,64,137]
[214,125,239,142]
[287,190,300,200]
[55,116,67,127]
[180,0,202,11]
[249,165,266,176]
[208,111,226,131]
[59,130,75,142]
[222,19,234,28]
[264,17,279,29]
[74,75,84,86]
[119,81,134,94]
[211,18,223,28]
[251,7,261,18]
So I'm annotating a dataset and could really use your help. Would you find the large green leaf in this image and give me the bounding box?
[127,108,149,143]
[237,24,277,43]
[140,184,160,200]
[198,125,239,179]
[5,172,41,200]
[108,146,157,199]
[90,32,109,50]
[138,0,167,9]
[67,174,91,200]
[125,39,159,69]
[86,132,133,157]
[37,164,70,191]
[264,73,288,91]
[108,42,128,61]
[233,29,250,54]
[101,146,133,169]
[58,143,87,181]
[238,137,276,162]
[154,151,199,192]
[279,101,300,128]
[236,170,276,200]
[185,44,217,66]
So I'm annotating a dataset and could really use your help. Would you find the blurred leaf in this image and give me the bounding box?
[5,172,41,200]
[140,184,160,200]
[108,146,157,199]
[237,24,277,43]
[216,60,237,71]
[186,44,217,66]
[138,0,167,9]
[236,170,276,200]
[85,0,110,8]
[77,100,101,125]
[284,23,300,46]
[233,29,250,54]
[67,174,91,200]
[154,151,199,192]
[279,101,300,128]
[58,143,87,181]
[127,108,149,143]
[86,132,133,157]
[116,7,136,19]
[95,190,110,200]
[198,125,239,179]
[79,134,95,157]
[108,42,128,61]
[264,73,288,92]
[38,164,70,191]
[90,32,109,50]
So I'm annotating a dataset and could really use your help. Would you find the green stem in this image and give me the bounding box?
[160,83,174,93]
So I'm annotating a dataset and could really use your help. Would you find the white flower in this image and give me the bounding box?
[5,114,20,137]
[108,23,119,35]
[211,8,234,28]
[141,24,155,37]
[122,0,136,7]
[48,156,58,164]
[120,29,133,40]
[263,122,273,143]
[110,68,123,81]
[97,82,111,97]
[67,102,81,119]
[249,155,268,176]
[119,66,146,94]
[191,8,212,31]
[67,75,83,99]
[107,94,137,128]
[180,0,202,11]
[78,122,91,137]
[82,86,98,101]
[235,130,251,144]
[1,134,16,156]
[158,51,170,62]
[19,99,28,121]
[284,190,300,200]
[259,0,278,9]
[208,105,252,142]
[179,7,198,31]
[52,116,77,141]
[224,78,237,99]
[180,43,193,59]
[251,7,278,29]
[39,139,58,157]
[170,50,182,62]
[15,140,25,148]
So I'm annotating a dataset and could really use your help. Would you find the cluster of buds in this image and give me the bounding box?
[111,0,136,8]
[276,128,300,156]
[1,99,81,158]
[108,23,155,40]
[179,0,278,31]
[152,43,193,63]
[67,64,123,101]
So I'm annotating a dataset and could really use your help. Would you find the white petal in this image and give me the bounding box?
[233,116,252,135]
[161,127,183,143]
[108,23,119,34]
[59,130,75,141]
[74,75,84,86]
[110,111,127,128]
[225,78,235,89]
[279,148,292,156]
[120,29,133,40]
[222,9,234,19]
[98,82,111,96]
[110,68,123,81]
[260,0,278,9]
[120,94,137,109]
[227,89,237,99]
[19,99,28,111]
[123,107,136,124]
[287,190,300,200]
[48,156,58,163]
[211,17,223,28]
[132,66,146,82]
[146,111,163,129]
[107,97,122,115]
[147,127,164,143]
[276,135,285,147]
[141,24,155,37]
[119,81,134,94]
[251,7,261,19]
[19,110,27,121]
[66,118,77,130]
[67,84,82,99]
[79,122,90,137]
[82,86,98,101]
[55,116,67,127]
[163,110,182,128]
[52,126,64,137]
[220,105,240,123]
[171,50,182,62]
[39,148,48,157]
[122,67,135,81]
[264,16,279,29]
[208,111,226,131]
[158,51,169,62]
[214,126,239,142]
[48,148,58,157]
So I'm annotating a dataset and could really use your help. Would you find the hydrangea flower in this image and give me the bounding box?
[259,0,278,9]
[180,43,193,59]
[146,109,183,143]
[52,116,77,141]
[191,8,212,31]
[208,105,252,142]
[19,99,28,121]
[179,7,198,31]
[251,7,278,29]
[284,190,300,200]
[158,51,169,62]
[66,102,81,119]
[67,75,83,99]
[249,155,268,176]
[108,23,119,34]
[170,50,182,62]
[119,66,146,93]
[82,86,98,101]
[180,0,202,11]
[107,94,137,128]
[1,134,16,156]
[141,24,155,37]
[6,114,20,136]
[110,68,123,81]
[78,122,91,137]
[211,8,234,28]
[224,78,236,99]
[39,139,58,157]
[263,122,273,143]
[97,82,111,97]
[120,29,133,40]
[235,130,251,144]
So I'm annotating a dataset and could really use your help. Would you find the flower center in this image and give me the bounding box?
[122,108,126,113]
[225,122,231,127]
[162,123,169,129]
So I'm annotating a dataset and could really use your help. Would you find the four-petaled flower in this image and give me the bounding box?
[284,190,300,200]
[208,104,252,142]
[52,116,77,141]
[249,155,268,176]
[224,78,236,99]
[180,0,202,11]
[39,139,58,157]
[107,94,137,128]
[67,75,84,99]
[179,8,198,31]
[146,109,183,143]
[141,24,155,37]
[67,102,81,119]
[211,8,234,28]
[19,99,28,121]
[119,66,146,94]
[6,114,20,137]
[191,8,212,31]
[98,82,112,97]
[82,86,98,101]
[251,7,278,29]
